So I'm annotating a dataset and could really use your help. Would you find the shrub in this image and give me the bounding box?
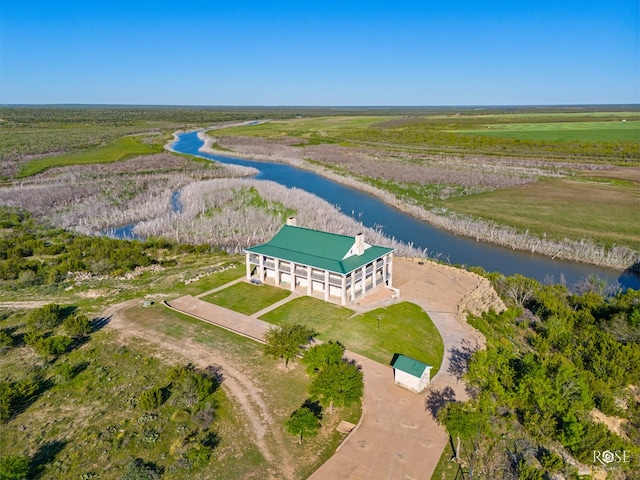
[138,386,166,411]
[0,454,31,480]
[26,304,65,330]
[63,313,91,338]
[0,330,13,354]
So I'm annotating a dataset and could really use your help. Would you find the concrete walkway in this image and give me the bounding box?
[166,258,487,480]
[166,295,273,343]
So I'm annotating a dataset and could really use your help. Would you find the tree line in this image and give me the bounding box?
[433,273,640,479]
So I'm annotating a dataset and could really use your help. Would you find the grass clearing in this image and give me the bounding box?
[172,263,245,296]
[201,281,292,315]
[18,135,164,177]
[259,297,443,374]
[460,120,640,142]
[446,177,640,249]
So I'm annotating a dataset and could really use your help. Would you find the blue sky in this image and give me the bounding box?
[0,0,638,105]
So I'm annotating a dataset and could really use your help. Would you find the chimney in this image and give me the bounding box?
[355,232,364,255]
[286,216,297,226]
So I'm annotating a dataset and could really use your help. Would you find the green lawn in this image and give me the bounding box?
[460,120,640,142]
[259,297,444,374]
[200,281,291,315]
[446,177,640,249]
[18,135,164,177]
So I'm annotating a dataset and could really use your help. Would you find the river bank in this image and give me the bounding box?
[196,130,638,272]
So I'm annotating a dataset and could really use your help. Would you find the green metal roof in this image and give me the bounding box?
[391,354,431,378]
[245,225,394,275]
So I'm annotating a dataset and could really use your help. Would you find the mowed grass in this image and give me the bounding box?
[201,281,291,315]
[446,177,640,248]
[461,120,640,142]
[18,135,164,177]
[259,297,444,374]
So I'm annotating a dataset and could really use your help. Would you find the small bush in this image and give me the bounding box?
[0,330,13,353]
[138,386,166,411]
[63,313,91,338]
[0,454,31,480]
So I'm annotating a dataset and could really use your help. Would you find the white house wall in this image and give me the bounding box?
[246,251,393,306]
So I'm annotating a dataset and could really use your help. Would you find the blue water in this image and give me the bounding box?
[171,131,638,290]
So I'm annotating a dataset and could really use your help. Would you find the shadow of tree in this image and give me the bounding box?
[447,339,479,381]
[90,315,111,333]
[301,398,323,420]
[425,386,457,419]
[29,440,67,479]
[204,365,224,390]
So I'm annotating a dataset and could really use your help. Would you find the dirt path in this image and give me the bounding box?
[102,258,500,480]
[100,300,297,479]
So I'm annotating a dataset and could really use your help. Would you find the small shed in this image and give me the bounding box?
[390,354,432,393]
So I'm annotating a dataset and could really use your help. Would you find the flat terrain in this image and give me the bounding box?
[460,120,640,142]
[448,177,640,248]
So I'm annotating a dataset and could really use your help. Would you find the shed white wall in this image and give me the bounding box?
[393,367,432,393]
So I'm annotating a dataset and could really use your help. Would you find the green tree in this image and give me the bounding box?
[309,361,363,414]
[0,455,31,480]
[301,341,345,375]
[263,323,316,368]
[285,406,321,444]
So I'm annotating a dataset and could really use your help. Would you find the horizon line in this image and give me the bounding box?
[1,103,639,109]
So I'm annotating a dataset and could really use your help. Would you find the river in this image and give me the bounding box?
[170,131,638,290]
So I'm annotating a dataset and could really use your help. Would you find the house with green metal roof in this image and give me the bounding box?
[244,218,395,306]
[390,354,433,393]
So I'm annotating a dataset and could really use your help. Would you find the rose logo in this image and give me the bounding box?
[601,451,615,464]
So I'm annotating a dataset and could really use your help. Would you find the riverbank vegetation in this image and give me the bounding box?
[205,110,639,268]
[1,105,638,268]
[430,273,640,479]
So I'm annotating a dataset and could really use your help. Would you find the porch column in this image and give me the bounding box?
[324,270,330,301]
[274,258,280,286]
[372,259,377,287]
[259,255,265,282]
[341,275,346,306]
[350,272,356,302]
[387,253,393,288]
[245,252,251,280]
[361,265,367,296]
[307,266,312,295]
[290,262,295,292]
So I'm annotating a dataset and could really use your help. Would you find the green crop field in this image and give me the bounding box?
[17,135,165,177]
[460,120,640,142]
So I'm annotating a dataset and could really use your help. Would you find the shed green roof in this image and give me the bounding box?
[245,225,393,275]
[391,354,431,378]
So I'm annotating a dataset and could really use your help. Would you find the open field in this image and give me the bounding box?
[446,177,640,249]
[460,120,640,142]
[17,135,166,177]
[259,296,444,373]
